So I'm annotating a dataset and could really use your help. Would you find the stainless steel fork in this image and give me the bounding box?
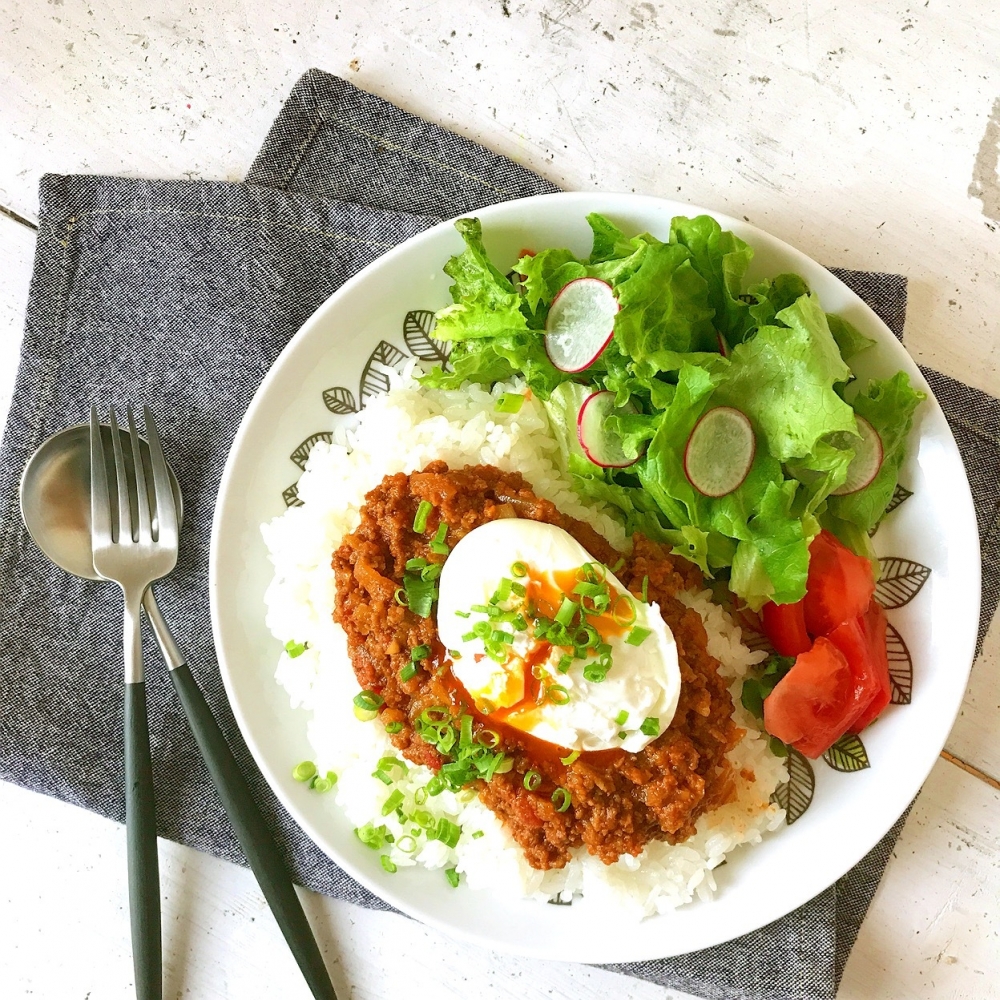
[92,407,338,1000]
[91,404,176,1000]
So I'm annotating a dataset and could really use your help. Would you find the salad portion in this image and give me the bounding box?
[421,213,925,758]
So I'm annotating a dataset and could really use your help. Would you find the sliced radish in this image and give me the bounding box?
[684,407,756,497]
[577,390,641,468]
[544,277,619,373]
[831,416,883,495]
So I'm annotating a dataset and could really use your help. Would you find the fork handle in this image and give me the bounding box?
[168,663,337,1000]
[125,680,162,1000]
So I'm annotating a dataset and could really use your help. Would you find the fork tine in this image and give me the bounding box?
[126,404,152,545]
[109,407,133,544]
[143,405,178,547]
[89,405,113,545]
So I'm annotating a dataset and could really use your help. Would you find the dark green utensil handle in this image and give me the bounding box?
[125,681,162,1000]
[169,663,337,1000]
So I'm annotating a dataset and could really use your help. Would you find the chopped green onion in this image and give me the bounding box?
[426,775,446,796]
[394,587,408,607]
[641,575,649,603]
[618,731,627,739]
[381,790,404,816]
[310,771,337,793]
[397,835,417,854]
[434,817,462,848]
[523,770,542,791]
[546,685,570,705]
[405,557,428,571]
[640,716,660,737]
[455,609,471,618]
[472,830,485,839]
[420,707,450,724]
[460,714,474,749]
[559,750,580,766]
[583,663,610,683]
[284,639,308,658]
[355,822,388,850]
[429,540,450,556]
[477,729,500,748]
[445,867,461,887]
[411,644,430,661]
[403,573,437,617]
[400,662,418,682]
[612,593,637,626]
[380,855,397,874]
[413,499,433,533]
[372,769,393,785]
[557,654,573,674]
[414,786,428,805]
[434,522,449,544]
[614,709,629,726]
[551,787,572,812]
[611,557,625,573]
[449,649,462,659]
[493,577,512,602]
[577,561,607,583]
[555,597,577,627]
[420,563,442,581]
[511,560,528,578]
[377,756,408,776]
[292,760,317,783]
[384,720,403,735]
[494,392,525,414]
[626,627,652,647]
[354,691,384,712]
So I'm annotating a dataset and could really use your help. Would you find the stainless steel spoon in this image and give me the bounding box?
[20,424,338,1000]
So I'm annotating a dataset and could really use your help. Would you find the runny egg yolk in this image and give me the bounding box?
[436,519,681,754]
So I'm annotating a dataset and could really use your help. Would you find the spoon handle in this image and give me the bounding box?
[123,597,162,1000]
[167,661,338,1000]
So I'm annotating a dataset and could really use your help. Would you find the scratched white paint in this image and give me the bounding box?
[2,1,1000,997]
[2,0,1000,397]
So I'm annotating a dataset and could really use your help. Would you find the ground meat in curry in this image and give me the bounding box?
[332,462,743,870]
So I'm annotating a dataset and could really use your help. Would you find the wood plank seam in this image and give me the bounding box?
[0,204,37,231]
[940,748,1000,790]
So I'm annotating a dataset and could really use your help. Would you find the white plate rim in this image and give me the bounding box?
[209,191,980,963]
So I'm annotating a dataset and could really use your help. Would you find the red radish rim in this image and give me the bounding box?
[544,277,619,373]
[831,416,884,496]
[577,389,642,469]
[683,406,756,497]
[546,329,615,374]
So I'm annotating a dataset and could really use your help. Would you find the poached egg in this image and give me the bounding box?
[436,519,681,753]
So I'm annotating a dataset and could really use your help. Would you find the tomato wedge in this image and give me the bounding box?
[802,530,875,636]
[761,600,811,656]
[849,601,891,732]
[762,637,855,758]
[824,601,892,734]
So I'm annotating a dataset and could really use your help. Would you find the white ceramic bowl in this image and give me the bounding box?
[210,192,979,963]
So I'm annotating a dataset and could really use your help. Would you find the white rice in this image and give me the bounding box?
[262,366,787,918]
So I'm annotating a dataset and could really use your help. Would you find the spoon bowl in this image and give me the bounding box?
[19,424,183,581]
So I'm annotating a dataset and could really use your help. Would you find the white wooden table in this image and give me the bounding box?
[2,3,998,997]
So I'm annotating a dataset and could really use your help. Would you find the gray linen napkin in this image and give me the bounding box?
[1,69,996,1000]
